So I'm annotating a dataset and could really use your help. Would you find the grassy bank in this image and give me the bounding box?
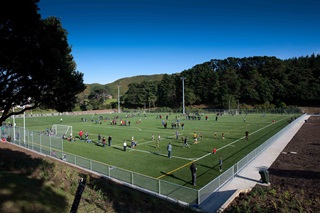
[0,143,197,213]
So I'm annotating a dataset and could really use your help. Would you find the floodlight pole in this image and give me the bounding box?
[23,110,26,144]
[181,77,186,115]
[118,85,121,113]
[12,106,15,142]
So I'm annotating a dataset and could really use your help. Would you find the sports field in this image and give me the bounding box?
[11,112,299,189]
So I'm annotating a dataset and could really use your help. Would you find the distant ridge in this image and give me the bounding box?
[84,74,165,99]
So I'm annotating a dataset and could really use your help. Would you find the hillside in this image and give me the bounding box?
[77,55,320,110]
[83,74,164,99]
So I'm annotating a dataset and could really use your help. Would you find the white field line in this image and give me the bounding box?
[79,115,290,162]
[157,116,291,179]
[195,116,290,162]
[111,116,290,162]
[112,144,195,160]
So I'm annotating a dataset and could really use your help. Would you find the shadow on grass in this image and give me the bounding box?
[87,175,197,213]
[0,145,198,213]
[0,148,68,213]
[150,151,169,158]
[112,146,124,151]
[158,170,198,190]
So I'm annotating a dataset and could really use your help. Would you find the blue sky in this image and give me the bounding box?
[39,0,320,84]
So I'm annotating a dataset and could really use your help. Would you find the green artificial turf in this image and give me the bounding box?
[10,112,299,189]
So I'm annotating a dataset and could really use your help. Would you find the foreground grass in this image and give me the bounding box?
[0,145,197,213]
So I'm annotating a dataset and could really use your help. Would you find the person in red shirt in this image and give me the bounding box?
[212,148,217,154]
[102,137,106,147]
[79,130,83,140]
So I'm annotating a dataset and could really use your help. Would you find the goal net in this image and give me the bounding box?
[51,124,73,138]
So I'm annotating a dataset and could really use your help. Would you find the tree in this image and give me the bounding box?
[121,81,159,108]
[221,94,237,110]
[184,88,198,105]
[157,74,180,108]
[0,0,85,124]
[88,85,110,109]
[217,68,240,103]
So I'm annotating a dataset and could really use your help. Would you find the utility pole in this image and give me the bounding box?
[181,77,186,115]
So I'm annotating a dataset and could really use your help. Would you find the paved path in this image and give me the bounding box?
[199,114,309,213]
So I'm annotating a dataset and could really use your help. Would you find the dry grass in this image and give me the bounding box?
[0,142,197,213]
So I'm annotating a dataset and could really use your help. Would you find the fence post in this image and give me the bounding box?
[237,161,239,174]
[40,134,42,153]
[18,127,20,146]
[50,136,52,156]
[31,131,36,150]
[132,172,134,185]
[61,138,63,155]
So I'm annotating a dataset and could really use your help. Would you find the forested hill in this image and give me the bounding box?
[82,55,320,109]
[108,74,164,98]
[81,74,164,99]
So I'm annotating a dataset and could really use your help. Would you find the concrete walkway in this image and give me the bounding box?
[199,114,309,213]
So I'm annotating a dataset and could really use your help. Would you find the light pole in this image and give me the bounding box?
[117,85,121,113]
[12,106,15,142]
[181,77,186,115]
[17,105,26,144]
[23,110,26,144]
